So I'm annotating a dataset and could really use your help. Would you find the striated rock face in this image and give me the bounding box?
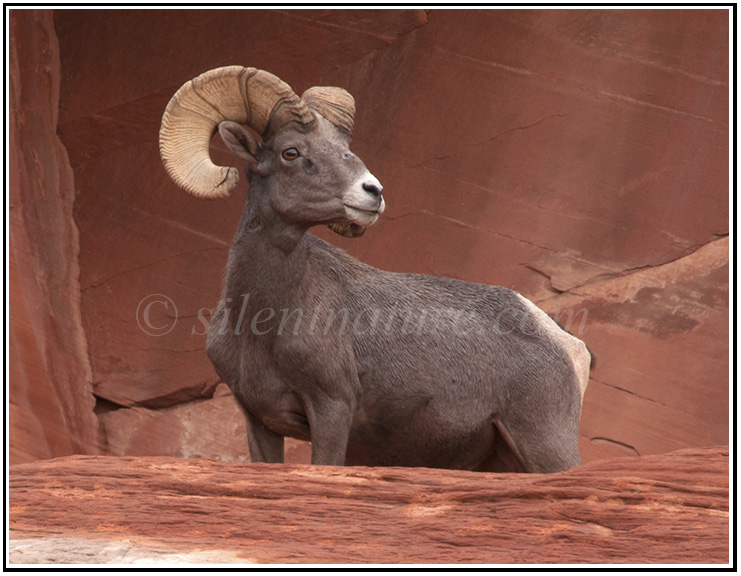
[8,9,99,465]
[8,446,730,565]
[9,9,728,464]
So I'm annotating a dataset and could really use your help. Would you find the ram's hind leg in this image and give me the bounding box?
[473,420,527,473]
[492,414,581,473]
[241,405,285,463]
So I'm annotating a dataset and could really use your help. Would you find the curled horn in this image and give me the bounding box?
[302,86,355,135]
[159,66,314,199]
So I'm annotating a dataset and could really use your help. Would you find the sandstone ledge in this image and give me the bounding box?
[9,446,729,565]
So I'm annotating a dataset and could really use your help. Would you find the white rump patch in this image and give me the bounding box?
[515,293,591,403]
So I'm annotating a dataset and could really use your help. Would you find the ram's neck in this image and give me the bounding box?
[223,184,310,307]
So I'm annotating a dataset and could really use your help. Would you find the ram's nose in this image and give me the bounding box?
[362,176,384,213]
[363,180,383,198]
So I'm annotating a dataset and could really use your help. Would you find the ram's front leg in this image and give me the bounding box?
[303,395,354,466]
[243,408,284,463]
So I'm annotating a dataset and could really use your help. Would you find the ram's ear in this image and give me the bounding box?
[218,121,266,175]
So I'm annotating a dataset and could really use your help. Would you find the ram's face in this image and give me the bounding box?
[265,116,384,236]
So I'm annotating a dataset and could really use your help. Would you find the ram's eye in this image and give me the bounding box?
[282,148,300,161]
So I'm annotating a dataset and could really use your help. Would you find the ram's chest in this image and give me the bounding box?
[234,341,291,402]
[229,347,310,438]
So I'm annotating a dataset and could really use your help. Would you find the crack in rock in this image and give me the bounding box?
[589,437,640,457]
[589,377,677,414]
[415,113,568,168]
[521,263,565,295]
[484,113,569,144]
[82,246,225,291]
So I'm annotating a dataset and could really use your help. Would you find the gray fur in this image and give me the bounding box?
[206,115,590,473]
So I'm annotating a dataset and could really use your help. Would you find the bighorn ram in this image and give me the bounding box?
[160,66,591,472]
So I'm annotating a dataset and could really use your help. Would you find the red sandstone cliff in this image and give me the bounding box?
[9,10,99,464]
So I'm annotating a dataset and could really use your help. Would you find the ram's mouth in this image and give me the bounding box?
[344,205,379,226]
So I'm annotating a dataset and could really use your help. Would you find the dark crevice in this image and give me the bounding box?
[93,394,128,416]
